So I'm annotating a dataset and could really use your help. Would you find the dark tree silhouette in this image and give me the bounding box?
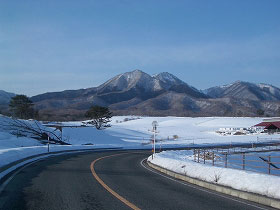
[85,106,112,129]
[256,109,264,116]
[9,95,37,119]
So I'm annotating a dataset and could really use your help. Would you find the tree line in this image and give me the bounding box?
[4,94,280,124]
[5,94,112,129]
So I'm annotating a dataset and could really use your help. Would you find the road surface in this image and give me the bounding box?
[0,151,274,210]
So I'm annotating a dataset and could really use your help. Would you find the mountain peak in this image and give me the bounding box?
[153,72,184,86]
[97,69,158,94]
[121,69,150,79]
[131,69,144,73]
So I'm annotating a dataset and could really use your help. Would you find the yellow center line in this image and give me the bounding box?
[90,153,141,210]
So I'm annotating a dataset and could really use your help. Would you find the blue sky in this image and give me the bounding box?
[0,0,279,96]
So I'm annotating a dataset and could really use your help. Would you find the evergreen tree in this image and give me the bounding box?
[9,95,36,119]
[85,105,112,129]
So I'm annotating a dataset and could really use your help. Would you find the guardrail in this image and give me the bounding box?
[193,148,280,176]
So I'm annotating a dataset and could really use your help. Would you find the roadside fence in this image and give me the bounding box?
[193,148,280,176]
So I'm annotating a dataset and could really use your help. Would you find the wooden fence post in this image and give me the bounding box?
[203,150,206,164]
[198,149,200,163]
[212,152,215,166]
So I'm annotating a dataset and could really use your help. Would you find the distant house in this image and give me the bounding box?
[254,118,280,133]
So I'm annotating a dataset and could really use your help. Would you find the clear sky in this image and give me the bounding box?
[0,0,279,96]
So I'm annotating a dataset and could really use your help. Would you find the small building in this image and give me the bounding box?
[254,118,280,133]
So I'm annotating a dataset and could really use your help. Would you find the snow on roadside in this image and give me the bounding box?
[0,116,125,169]
[148,150,280,199]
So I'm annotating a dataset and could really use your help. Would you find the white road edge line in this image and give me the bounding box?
[140,158,269,210]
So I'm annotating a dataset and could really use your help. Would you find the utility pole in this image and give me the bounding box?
[152,121,158,159]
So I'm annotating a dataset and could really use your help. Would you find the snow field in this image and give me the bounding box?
[1,116,280,169]
[108,116,280,146]
[1,115,280,197]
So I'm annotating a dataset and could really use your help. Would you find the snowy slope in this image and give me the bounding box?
[205,81,280,101]
[97,69,164,93]
[153,72,184,87]
[1,116,280,151]
[108,116,280,146]
[258,83,280,99]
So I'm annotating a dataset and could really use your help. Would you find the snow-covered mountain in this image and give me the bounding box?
[0,90,15,105]
[257,83,280,100]
[153,72,184,88]
[31,70,208,120]
[204,81,280,101]
[30,71,280,120]
[97,70,164,94]
[94,70,207,102]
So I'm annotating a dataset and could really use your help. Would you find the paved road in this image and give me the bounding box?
[0,151,274,210]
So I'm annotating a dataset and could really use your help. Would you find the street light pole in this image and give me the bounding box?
[153,128,156,158]
[152,121,158,159]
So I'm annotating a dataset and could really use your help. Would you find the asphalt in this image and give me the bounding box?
[0,150,275,210]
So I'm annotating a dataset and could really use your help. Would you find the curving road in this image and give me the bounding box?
[0,151,274,210]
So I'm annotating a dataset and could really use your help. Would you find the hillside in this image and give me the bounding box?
[0,90,16,115]
[31,70,210,120]
[204,81,280,101]
[25,70,280,120]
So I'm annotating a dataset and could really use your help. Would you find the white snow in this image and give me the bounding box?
[1,116,279,150]
[108,116,280,146]
[2,116,279,165]
[148,150,280,199]
[153,72,182,84]
[1,115,280,199]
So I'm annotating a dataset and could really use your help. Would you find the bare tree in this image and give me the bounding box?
[0,116,70,145]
